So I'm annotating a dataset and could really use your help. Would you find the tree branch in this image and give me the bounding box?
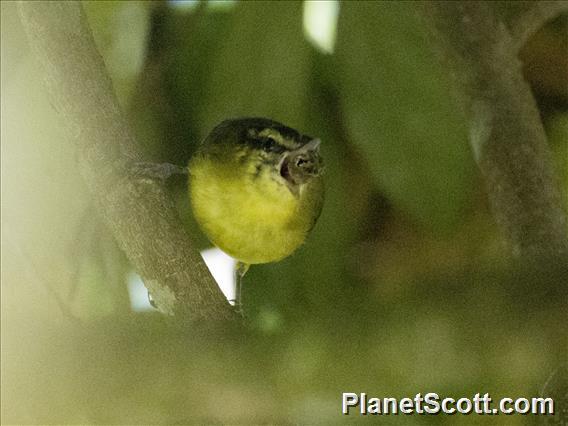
[17,0,235,321]
[421,1,568,260]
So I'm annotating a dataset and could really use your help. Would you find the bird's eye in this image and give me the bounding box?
[263,137,277,152]
[296,158,307,167]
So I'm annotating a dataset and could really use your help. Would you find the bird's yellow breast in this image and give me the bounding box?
[189,154,320,264]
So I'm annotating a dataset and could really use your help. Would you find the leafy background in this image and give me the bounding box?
[2,1,567,424]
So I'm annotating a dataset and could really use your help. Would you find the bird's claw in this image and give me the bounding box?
[229,299,244,317]
[129,162,188,183]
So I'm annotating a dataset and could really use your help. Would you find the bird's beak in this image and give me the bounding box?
[300,138,321,154]
[285,138,321,168]
[298,139,322,175]
[278,138,323,191]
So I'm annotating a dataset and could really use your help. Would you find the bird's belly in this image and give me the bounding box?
[190,172,306,264]
[212,216,305,264]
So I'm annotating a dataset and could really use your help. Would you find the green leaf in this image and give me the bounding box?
[335,2,475,231]
[546,113,568,211]
[83,1,152,105]
[196,1,311,136]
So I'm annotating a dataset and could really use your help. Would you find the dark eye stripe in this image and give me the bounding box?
[241,133,288,154]
[262,137,288,153]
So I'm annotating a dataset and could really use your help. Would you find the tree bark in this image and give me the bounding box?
[422,1,568,260]
[17,0,236,321]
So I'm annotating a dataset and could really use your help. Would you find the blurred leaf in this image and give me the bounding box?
[546,112,568,211]
[83,0,152,105]
[196,1,311,136]
[160,4,234,158]
[4,263,567,424]
[2,2,130,322]
[335,2,475,231]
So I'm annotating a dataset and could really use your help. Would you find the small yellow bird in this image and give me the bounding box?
[188,118,325,307]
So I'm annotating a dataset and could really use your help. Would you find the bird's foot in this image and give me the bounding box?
[229,299,244,317]
[129,162,188,183]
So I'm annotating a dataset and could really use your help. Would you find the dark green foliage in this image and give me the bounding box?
[3,1,567,423]
[335,2,475,231]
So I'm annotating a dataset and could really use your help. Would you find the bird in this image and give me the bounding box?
[188,117,325,310]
